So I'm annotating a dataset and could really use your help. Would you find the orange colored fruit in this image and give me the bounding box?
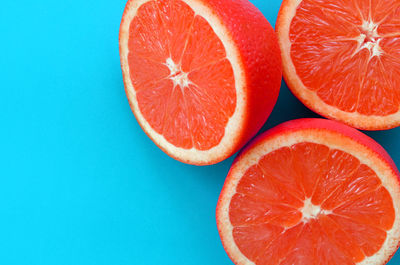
[119,0,281,165]
[277,0,400,130]
[217,118,400,265]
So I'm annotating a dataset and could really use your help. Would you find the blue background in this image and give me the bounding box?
[1,0,400,264]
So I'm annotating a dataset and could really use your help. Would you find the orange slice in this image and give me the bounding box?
[119,0,282,165]
[277,0,400,130]
[217,118,400,265]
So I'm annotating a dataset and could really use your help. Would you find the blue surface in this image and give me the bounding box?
[1,0,400,264]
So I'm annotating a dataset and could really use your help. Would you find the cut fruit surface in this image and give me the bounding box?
[277,0,400,130]
[119,0,282,165]
[217,118,400,265]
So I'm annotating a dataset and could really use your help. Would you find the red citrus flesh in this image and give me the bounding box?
[128,0,236,150]
[277,0,400,130]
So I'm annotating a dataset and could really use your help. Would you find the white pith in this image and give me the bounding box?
[120,0,246,164]
[354,20,382,58]
[277,0,400,129]
[165,58,192,88]
[300,198,332,222]
[217,129,400,265]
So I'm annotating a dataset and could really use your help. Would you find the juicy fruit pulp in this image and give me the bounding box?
[128,0,236,150]
[280,0,400,129]
[230,142,394,264]
[291,0,400,115]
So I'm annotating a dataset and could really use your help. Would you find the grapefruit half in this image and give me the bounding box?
[119,0,282,165]
[217,118,400,265]
[277,0,400,130]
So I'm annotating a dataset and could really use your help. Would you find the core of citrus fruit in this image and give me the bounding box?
[119,0,281,165]
[277,0,400,130]
[217,118,400,265]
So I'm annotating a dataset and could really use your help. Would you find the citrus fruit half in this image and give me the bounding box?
[119,0,282,165]
[277,0,400,130]
[217,118,400,265]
